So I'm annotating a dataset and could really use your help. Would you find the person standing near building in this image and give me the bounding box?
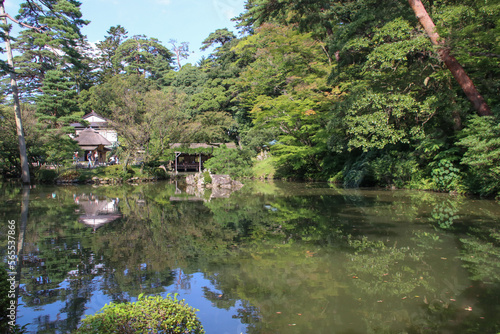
[94,151,99,165]
[87,151,92,168]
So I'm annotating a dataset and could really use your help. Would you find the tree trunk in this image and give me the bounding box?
[123,151,131,171]
[407,0,492,117]
[1,1,31,183]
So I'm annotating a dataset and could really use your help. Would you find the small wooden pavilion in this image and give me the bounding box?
[169,143,237,173]
[74,128,112,164]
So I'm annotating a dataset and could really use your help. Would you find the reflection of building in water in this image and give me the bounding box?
[75,194,121,230]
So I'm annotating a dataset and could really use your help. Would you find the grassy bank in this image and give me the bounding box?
[34,164,168,184]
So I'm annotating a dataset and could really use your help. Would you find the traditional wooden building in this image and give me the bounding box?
[71,111,118,146]
[73,128,112,164]
[169,143,237,173]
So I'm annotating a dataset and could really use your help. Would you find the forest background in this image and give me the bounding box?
[0,0,499,197]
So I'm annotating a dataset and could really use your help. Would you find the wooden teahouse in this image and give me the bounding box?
[73,128,112,164]
[169,143,237,173]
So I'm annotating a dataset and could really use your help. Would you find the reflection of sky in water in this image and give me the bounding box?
[18,284,68,331]
[17,271,246,334]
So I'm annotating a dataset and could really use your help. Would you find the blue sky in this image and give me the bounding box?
[5,0,247,65]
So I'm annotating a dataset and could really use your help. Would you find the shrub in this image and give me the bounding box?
[74,294,204,334]
[152,167,169,180]
[34,168,58,183]
[58,169,80,181]
[204,147,254,178]
[327,171,343,184]
[370,151,421,188]
[458,115,500,197]
[102,165,135,180]
[431,159,463,193]
[202,171,212,184]
[342,152,376,188]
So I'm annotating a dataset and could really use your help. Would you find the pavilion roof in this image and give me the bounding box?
[74,128,112,146]
[169,143,237,150]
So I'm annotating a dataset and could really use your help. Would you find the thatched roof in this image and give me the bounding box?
[74,128,112,147]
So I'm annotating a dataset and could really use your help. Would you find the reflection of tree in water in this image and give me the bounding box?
[202,186,500,333]
[9,182,500,333]
[175,268,191,291]
[18,188,99,333]
[430,199,460,229]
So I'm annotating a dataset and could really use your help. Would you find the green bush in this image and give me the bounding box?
[74,294,204,334]
[458,115,500,197]
[102,165,135,180]
[34,168,58,183]
[58,169,80,181]
[152,167,169,180]
[202,171,212,184]
[370,151,421,188]
[204,146,254,178]
[431,159,463,193]
[327,171,343,184]
[342,152,376,188]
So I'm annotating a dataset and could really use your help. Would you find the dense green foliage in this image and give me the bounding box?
[74,294,204,334]
[1,0,499,196]
[204,146,255,178]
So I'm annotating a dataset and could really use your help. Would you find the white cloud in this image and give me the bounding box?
[212,0,242,21]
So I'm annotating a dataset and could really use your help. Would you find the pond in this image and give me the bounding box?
[1,181,500,333]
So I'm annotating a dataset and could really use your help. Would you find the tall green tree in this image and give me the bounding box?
[112,35,173,81]
[234,24,334,177]
[94,25,128,83]
[9,0,89,100]
[36,69,80,123]
[200,28,236,51]
[0,0,30,183]
[143,89,190,159]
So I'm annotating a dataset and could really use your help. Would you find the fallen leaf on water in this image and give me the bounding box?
[441,257,447,260]
[377,300,383,303]
[306,250,315,257]
[465,306,472,311]
[276,312,282,314]
[297,313,302,316]
[402,296,407,300]
[288,324,296,326]
[450,299,456,302]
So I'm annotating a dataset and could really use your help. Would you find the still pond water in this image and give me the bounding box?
[2,181,500,333]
